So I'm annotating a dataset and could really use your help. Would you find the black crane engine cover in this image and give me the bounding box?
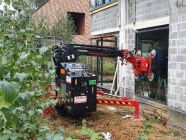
[54,60,97,115]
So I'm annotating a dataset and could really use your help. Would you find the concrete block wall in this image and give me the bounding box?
[124,0,170,98]
[125,29,135,97]
[125,0,170,99]
[126,0,186,113]
[168,0,186,113]
[119,27,135,98]
[135,0,169,22]
[119,0,186,127]
[91,5,119,33]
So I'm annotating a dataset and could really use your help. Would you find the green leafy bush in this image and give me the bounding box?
[33,12,76,43]
[137,121,152,140]
[0,0,63,139]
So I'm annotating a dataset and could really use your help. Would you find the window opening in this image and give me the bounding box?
[68,12,85,35]
[95,0,114,8]
[135,25,169,103]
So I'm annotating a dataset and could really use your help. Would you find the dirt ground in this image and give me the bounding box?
[47,105,186,140]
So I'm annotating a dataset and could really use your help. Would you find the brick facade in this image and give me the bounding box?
[33,0,91,44]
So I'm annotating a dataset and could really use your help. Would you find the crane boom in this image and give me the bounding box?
[52,43,156,81]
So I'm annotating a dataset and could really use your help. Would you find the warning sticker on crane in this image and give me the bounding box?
[74,96,87,104]
[66,76,71,84]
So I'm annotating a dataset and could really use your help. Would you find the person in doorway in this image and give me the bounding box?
[153,43,168,101]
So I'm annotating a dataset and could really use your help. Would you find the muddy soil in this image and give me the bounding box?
[47,105,186,140]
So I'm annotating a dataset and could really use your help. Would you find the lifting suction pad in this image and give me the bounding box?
[136,50,142,57]
[150,49,156,58]
[148,73,154,82]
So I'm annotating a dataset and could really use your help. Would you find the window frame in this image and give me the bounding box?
[94,0,117,9]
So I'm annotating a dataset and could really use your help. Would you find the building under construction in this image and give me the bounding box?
[90,0,186,128]
[31,0,186,128]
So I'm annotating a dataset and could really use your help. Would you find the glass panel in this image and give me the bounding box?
[95,0,114,8]
[135,27,169,103]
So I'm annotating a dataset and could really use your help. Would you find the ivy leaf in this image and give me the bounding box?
[53,133,63,140]
[49,99,58,107]
[1,56,8,65]
[49,70,55,75]
[0,96,9,109]
[18,91,35,100]
[39,47,48,55]
[37,137,43,140]
[44,73,49,79]
[137,133,146,140]
[15,72,28,81]
[37,109,43,114]
[39,125,50,133]
[19,52,30,61]
[57,127,64,134]
[9,133,19,140]
[47,61,52,68]
[0,80,19,108]
[36,55,42,59]
[28,110,34,117]
[146,124,152,132]
[40,102,48,109]
[0,44,3,48]
[26,27,34,33]
[7,33,14,38]
[19,113,27,121]
[0,66,8,79]
[20,29,25,33]
[4,0,10,5]
[12,106,24,114]
[46,132,53,140]
[24,123,36,131]
[0,107,18,130]
[35,35,41,39]
[0,133,9,140]
[31,60,37,67]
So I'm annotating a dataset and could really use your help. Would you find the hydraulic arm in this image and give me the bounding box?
[52,43,156,80]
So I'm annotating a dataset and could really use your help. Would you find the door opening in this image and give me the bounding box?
[135,25,169,103]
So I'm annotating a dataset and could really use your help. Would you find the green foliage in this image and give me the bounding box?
[80,119,103,140]
[48,13,76,43]
[66,119,103,140]
[33,12,76,43]
[77,56,88,64]
[77,56,115,75]
[0,0,63,139]
[103,58,115,75]
[137,121,152,140]
[0,81,19,108]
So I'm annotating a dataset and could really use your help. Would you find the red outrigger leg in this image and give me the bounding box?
[96,91,140,119]
[42,84,58,118]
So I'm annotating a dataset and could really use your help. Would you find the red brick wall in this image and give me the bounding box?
[33,0,91,44]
